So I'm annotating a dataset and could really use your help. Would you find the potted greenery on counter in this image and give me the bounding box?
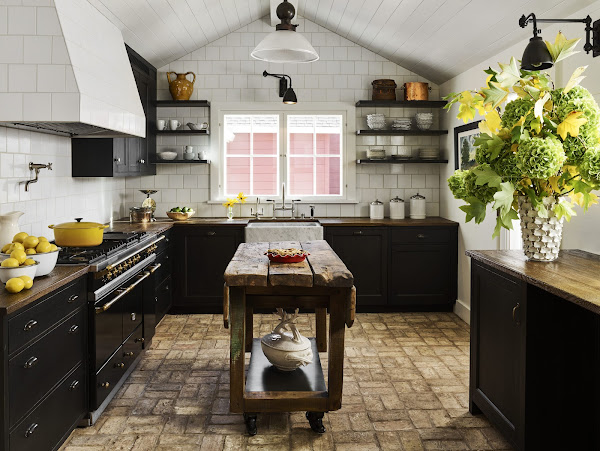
[445,32,600,261]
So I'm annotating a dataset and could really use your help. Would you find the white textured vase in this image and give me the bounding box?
[518,196,564,262]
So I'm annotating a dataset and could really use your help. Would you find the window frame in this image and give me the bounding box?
[211,102,356,203]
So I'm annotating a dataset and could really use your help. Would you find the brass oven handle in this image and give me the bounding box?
[95,271,151,313]
[106,235,165,270]
[148,263,161,274]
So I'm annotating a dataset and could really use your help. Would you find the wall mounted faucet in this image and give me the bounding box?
[25,162,52,191]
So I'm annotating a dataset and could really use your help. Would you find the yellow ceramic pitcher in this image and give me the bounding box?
[167,72,196,101]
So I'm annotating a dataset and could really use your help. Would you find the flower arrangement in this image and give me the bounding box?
[223,192,248,220]
[444,32,600,240]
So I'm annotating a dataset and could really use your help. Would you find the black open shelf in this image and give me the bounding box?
[357,158,448,164]
[356,100,447,108]
[156,130,209,135]
[152,159,209,164]
[357,129,448,136]
[156,100,210,108]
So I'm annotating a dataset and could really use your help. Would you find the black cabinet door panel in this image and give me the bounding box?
[325,227,387,306]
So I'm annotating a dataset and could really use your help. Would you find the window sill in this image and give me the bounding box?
[207,199,359,205]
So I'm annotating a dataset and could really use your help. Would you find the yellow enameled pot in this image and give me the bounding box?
[48,218,109,247]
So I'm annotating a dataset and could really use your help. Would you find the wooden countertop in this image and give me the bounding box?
[467,249,600,315]
[116,216,458,228]
[0,265,89,316]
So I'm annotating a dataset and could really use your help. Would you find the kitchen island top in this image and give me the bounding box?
[0,265,89,315]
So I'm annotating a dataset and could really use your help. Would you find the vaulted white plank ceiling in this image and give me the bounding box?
[89,0,597,84]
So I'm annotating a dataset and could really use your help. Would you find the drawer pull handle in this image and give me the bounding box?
[512,303,521,326]
[115,362,125,369]
[135,337,145,343]
[24,356,38,369]
[165,237,170,243]
[207,231,216,236]
[131,312,137,321]
[68,325,79,334]
[100,382,110,389]
[25,423,38,438]
[124,351,135,357]
[165,285,169,291]
[24,320,38,331]
[69,380,80,391]
[417,234,426,239]
[353,230,363,235]
[68,294,79,303]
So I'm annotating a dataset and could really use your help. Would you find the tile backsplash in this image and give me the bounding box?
[124,15,443,218]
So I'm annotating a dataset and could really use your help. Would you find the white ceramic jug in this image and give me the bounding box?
[0,211,24,246]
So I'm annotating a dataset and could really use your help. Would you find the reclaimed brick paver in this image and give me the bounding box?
[61,313,512,450]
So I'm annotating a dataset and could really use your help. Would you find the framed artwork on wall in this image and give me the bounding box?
[454,121,481,170]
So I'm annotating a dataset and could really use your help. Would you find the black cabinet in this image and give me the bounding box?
[325,227,388,307]
[172,226,244,313]
[71,45,156,177]
[144,231,172,342]
[470,262,526,448]
[0,277,88,451]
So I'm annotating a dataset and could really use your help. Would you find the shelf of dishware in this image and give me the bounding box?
[151,159,210,164]
[156,130,209,135]
[357,158,448,164]
[355,100,447,108]
[356,129,448,136]
[156,100,211,107]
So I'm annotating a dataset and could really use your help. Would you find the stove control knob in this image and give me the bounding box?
[105,272,112,281]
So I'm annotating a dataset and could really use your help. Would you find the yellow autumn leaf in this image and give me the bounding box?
[557,111,587,140]
[457,104,475,123]
[479,109,501,135]
[513,86,529,99]
[548,176,562,193]
[564,165,579,177]
[511,143,519,153]
[563,66,587,94]
[569,191,598,209]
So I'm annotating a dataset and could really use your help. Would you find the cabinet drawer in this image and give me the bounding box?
[123,324,144,360]
[10,364,86,451]
[156,276,172,322]
[155,231,171,255]
[8,277,86,354]
[153,250,171,285]
[391,228,450,244]
[9,307,85,427]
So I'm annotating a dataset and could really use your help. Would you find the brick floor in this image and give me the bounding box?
[61,313,513,450]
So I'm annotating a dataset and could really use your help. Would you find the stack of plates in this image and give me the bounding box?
[419,148,439,160]
[415,112,434,130]
[366,148,386,159]
[367,114,386,130]
[391,118,412,130]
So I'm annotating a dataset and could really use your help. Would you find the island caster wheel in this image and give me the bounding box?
[243,413,257,436]
[306,411,326,433]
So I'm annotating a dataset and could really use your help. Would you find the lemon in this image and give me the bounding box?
[12,232,28,244]
[5,278,25,293]
[25,248,36,255]
[37,236,49,242]
[23,236,39,249]
[10,249,27,265]
[23,259,37,266]
[18,275,33,290]
[9,243,24,252]
[1,258,19,268]
[36,241,51,253]
[49,244,58,252]
[1,243,11,253]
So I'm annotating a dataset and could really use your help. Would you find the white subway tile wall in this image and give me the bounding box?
[125,16,443,218]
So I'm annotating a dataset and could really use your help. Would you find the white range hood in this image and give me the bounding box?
[0,0,145,138]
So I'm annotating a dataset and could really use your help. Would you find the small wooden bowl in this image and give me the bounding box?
[166,210,195,221]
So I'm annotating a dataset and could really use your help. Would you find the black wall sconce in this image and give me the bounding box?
[519,13,600,70]
[263,70,297,104]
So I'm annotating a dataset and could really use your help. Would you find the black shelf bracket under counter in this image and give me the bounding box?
[357,158,448,164]
[156,100,210,108]
[355,100,447,108]
[357,129,448,136]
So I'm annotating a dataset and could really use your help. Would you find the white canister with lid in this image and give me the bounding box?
[369,199,384,219]
[410,193,426,219]
[389,196,405,219]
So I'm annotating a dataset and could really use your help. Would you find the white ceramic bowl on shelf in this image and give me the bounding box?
[159,151,178,160]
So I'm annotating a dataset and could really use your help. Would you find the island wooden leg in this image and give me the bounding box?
[245,305,253,352]
[327,289,347,411]
[229,286,246,414]
[316,307,327,352]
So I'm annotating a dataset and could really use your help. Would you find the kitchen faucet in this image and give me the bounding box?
[267,183,300,218]
[250,197,264,220]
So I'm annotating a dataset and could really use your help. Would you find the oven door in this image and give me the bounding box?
[93,267,150,371]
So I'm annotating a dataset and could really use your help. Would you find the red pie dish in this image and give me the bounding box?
[265,249,310,263]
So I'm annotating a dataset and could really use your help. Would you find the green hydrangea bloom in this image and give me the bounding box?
[552,86,600,164]
[516,137,566,179]
[579,146,600,184]
[501,98,535,129]
[491,151,522,181]
[464,165,498,203]
[447,170,470,200]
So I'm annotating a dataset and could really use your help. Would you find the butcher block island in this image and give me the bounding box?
[224,240,355,436]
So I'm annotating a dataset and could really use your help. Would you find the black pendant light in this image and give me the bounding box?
[519,13,600,70]
[263,70,297,105]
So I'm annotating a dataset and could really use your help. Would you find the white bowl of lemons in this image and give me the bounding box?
[0,233,60,279]
[0,260,39,284]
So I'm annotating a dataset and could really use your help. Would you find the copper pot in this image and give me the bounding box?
[130,207,153,223]
[167,72,196,101]
[372,79,397,101]
[403,82,430,101]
